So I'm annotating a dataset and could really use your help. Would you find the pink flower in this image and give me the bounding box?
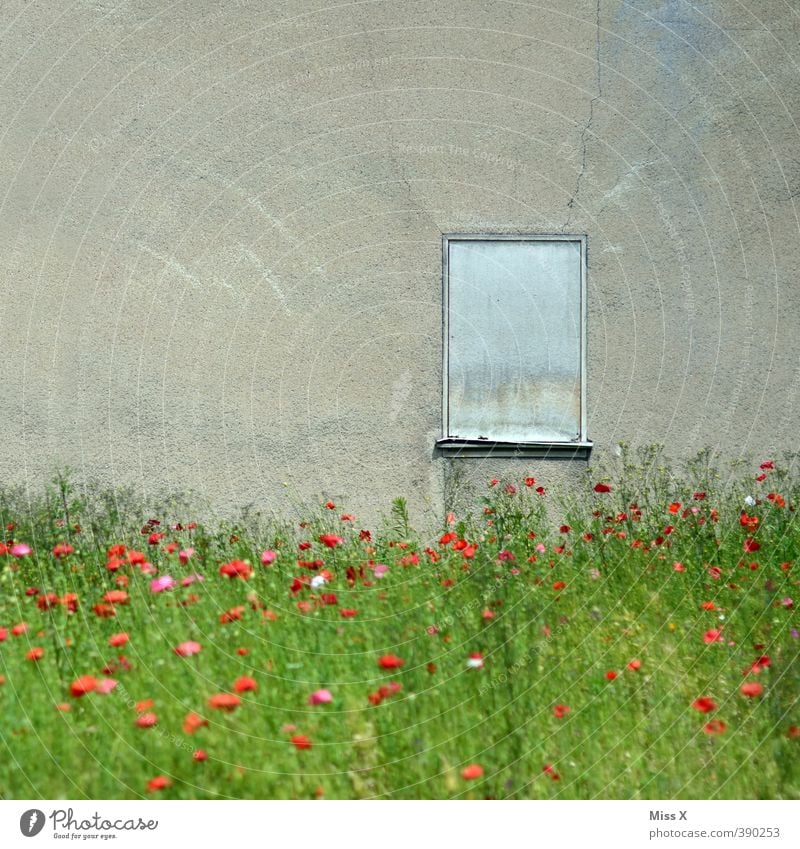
[180,573,204,587]
[95,678,118,695]
[178,548,195,565]
[308,689,333,705]
[261,550,278,566]
[174,641,202,657]
[150,575,176,593]
[372,563,390,578]
[10,543,31,558]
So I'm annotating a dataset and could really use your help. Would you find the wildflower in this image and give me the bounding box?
[703,629,723,644]
[461,764,484,780]
[605,670,618,681]
[378,654,405,669]
[692,697,717,713]
[319,534,344,548]
[744,538,760,553]
[310,574,327,590]
[149,575,176,593]
[233,676,257,693]
[261,549,277,565]
[339,608,358,618]
[146,776,171,793]
[135,713,158,728]
[308,689,333,705]
[178,548,195,565]
[70,675,98,697]
[703,720,727,735]
[193,749,208,762]
[542,763,561,781]
[594,482,612,493]
[102,590,129,604]
[744,495,756,507]
[183,712,208,734]
[627,659,642,671]
[52,543,74,559]
[219,560,253,579]
[740,682,764,698]
[553,704,570,719]
[466,652,484,669]
[26,647,44,661]
[174,641,202,657]
[10,543,31,557]
[291,734,312,750]
[208,693,241,711]
[109,632,129,648]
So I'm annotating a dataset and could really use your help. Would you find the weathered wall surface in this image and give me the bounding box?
[1,1,798,524]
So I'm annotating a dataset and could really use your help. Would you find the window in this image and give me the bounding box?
[437,234,591,458]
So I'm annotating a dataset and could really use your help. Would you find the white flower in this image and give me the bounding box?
[310,574,327,590]
[744,495,756,507]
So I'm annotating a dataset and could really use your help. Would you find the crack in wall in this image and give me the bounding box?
[564,0,602,230]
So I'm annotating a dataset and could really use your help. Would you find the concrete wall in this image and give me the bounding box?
[1,0,798,524]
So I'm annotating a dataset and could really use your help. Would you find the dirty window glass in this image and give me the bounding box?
[446,237,583,443]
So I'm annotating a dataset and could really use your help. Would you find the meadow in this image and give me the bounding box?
[0,452,798,799]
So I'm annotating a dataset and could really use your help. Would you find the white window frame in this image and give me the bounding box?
[437,233,592,458]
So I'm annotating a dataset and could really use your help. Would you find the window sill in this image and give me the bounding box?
[435,438,593,459]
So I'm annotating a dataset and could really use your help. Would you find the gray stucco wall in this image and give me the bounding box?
[1,1,798,524]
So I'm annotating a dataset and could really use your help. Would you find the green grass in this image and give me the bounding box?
[0,455,798,799]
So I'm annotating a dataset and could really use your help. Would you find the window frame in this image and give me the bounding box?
[437,233,592,459]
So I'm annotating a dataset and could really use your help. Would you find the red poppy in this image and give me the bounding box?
[290,734,312,750]
[594,482,612,493]
[146,776,171,793]
[627,659,642,671]
[109,632,129,648]
[788,726,800,739]
[26,647,44,661]
[135,712,158,728]
[692,697,717,713]
[183,712,208,734]
[703,719,727,735]
[219,560,253,579]
[703,629,723,644]
[743,538,761,553]
[605,670,618,681]
[193,749,208,762]
[52,543,74,559]
[11,622,29,636]
[740,682,764,698]
[542,763,561,781]
[552,581,566,591]
[378,654,405,669]
[553,704,570,718]
[70,675,98,697]
[233,676,257,693]
[208,693,241,711]
[461,764,484,780]
[135,699,155,713]
[339,608,358,618]
[319,534,344,548]
[220,606,246,623]
[102,590,129,604]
